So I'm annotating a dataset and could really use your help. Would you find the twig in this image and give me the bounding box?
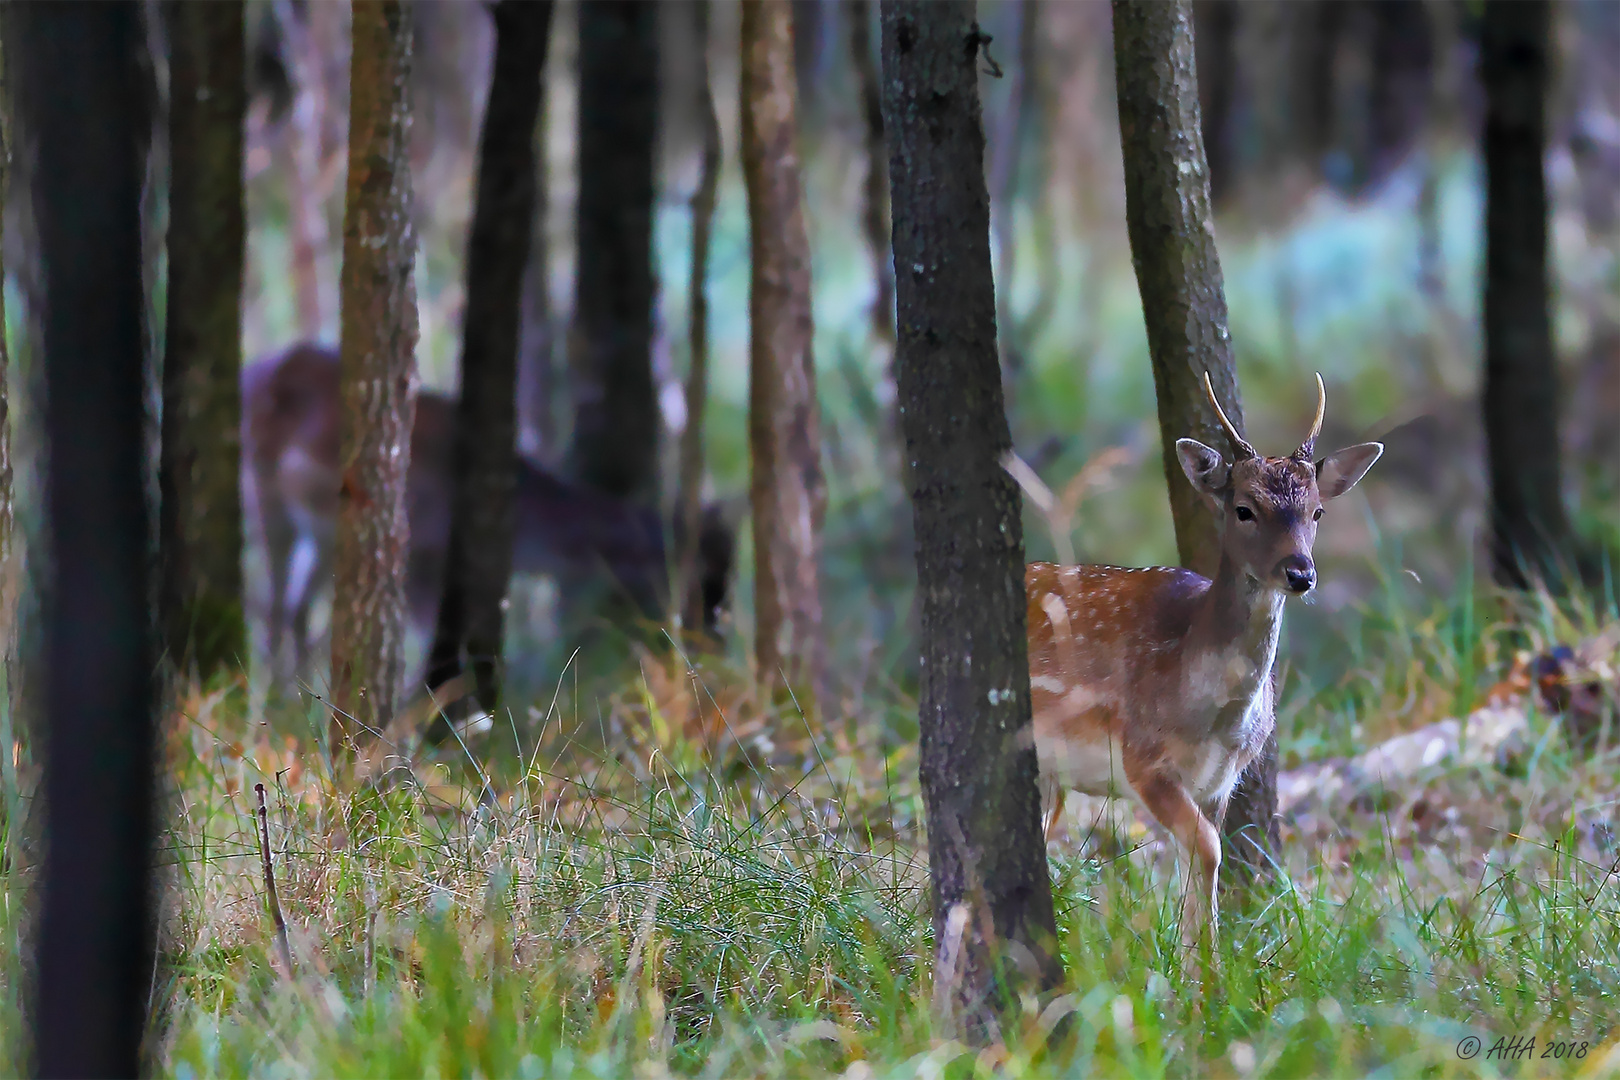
[255,783,294,980]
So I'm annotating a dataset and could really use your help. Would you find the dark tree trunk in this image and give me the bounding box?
[675,0,722,638]
[161,0,247,680]
[1482,0,1572,588]
[1113,0,1278,886]
[330,0,417,742]
[1191,0,1237,204]
[850,0,893,348]
[881,0,1061,1035]
[516,96,553,463]
[17,5,154,1072]
[426,0,551,716]
[1114,0,1245,581]
[743,0,825,703]
[568,0,659,505]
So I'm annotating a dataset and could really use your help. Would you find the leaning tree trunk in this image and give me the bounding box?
[426,0,551,717]
[330,0,417,744]
[742,0,825,703]
[1113,0,1278,885]
[882,0,1062,1037]
[161,0,247,680]
[675,0,723,637]
[1481,0,1572,589]
[17,5,155,1072]
[568,0,659,505]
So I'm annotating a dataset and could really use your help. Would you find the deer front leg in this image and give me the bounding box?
[1041,780,1066,843]
[1132,770,1222,950]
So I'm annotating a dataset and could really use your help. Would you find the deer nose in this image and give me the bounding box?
[1279,555,1315,594]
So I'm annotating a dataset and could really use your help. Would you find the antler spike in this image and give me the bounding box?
[1292,372,1326,461]
[1201,371,1255,460]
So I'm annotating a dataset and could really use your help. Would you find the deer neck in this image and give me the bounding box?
[1188,548,1285,707]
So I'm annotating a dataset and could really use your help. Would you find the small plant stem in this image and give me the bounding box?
[255,783,294,980]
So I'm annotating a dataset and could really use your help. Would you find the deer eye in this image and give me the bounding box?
[1234,506,1255,523]
[1312,507,1324,521]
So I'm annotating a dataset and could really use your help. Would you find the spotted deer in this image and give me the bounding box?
[242,343,734,675]
[1025,374,1382,945]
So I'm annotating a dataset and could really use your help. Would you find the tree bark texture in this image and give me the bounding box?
[742,0,825,703]
[17,5,154,1072]
[568,0,659,505]
[1481,0,1571,588]
[161,0,247,679]
[676,0,723,636]
[881,0,1062,1033]
[1113,0,1245,582]
[330,0,417,740]
[426,0,551,714]
[1113,0,1278,886]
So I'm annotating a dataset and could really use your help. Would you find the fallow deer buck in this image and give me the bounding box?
[1025,373,1382,946]
[242,343,734,675]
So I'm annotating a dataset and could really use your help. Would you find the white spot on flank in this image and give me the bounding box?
[1030,675,1067,694]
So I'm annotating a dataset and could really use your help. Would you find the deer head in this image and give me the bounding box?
[1175,373,1383,596]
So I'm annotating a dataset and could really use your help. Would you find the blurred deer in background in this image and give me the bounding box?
[242,343,734,675]
[1024,374,1382,947]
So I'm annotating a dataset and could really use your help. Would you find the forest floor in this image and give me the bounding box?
[1,584,1618,1078]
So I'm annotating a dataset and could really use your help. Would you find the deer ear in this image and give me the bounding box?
[1176,439,1229,500]
[1317,442,1384,499]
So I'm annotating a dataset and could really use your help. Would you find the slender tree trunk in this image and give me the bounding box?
[330,0,417,743]
[850,0,893,348]
[1191,0,1237,204]
[882,0,1062,1036]
[568,0,659,505]
[0,8,14,664]
[742,0,825,703]
[988,0,1032,390]
[274,0,339,341]
[426,0,551,716]
[1113,0,1278,885]
[1482,0,1571,588]
[17,5,154,1071]
[516,102,553,463]
[161,0,246,679]
[676,0,723,637]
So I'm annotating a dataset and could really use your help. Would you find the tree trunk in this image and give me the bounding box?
[1482,0,1571,588]
[0,7,15,667]
[675,0,723,638]
[850,0,893,348]
[330,0,417,743]
[742,0,825,703]
[17,5,154,1071]
[1113,0,1278,886]
[426,0,551,717]
[568,0,659,505]
[1191,0,1237,204]
[161,0,247,680]
[881,0,1062,1035]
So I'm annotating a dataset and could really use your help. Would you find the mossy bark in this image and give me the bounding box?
[161,0,247,679]
[1113,0,1278,886]
[882,0,1061,1036]
[330,0,417,741]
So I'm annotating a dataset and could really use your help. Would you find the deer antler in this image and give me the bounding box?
[1202,371,1255,460]
[1292,372,1325,462]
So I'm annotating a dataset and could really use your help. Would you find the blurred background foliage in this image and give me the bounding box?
[17,0,1614,743]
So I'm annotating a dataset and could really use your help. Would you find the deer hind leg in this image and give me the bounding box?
[1131,769,1222,950]
[284,533,324,674]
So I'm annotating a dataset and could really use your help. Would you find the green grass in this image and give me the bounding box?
[3,588,1614,1078]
